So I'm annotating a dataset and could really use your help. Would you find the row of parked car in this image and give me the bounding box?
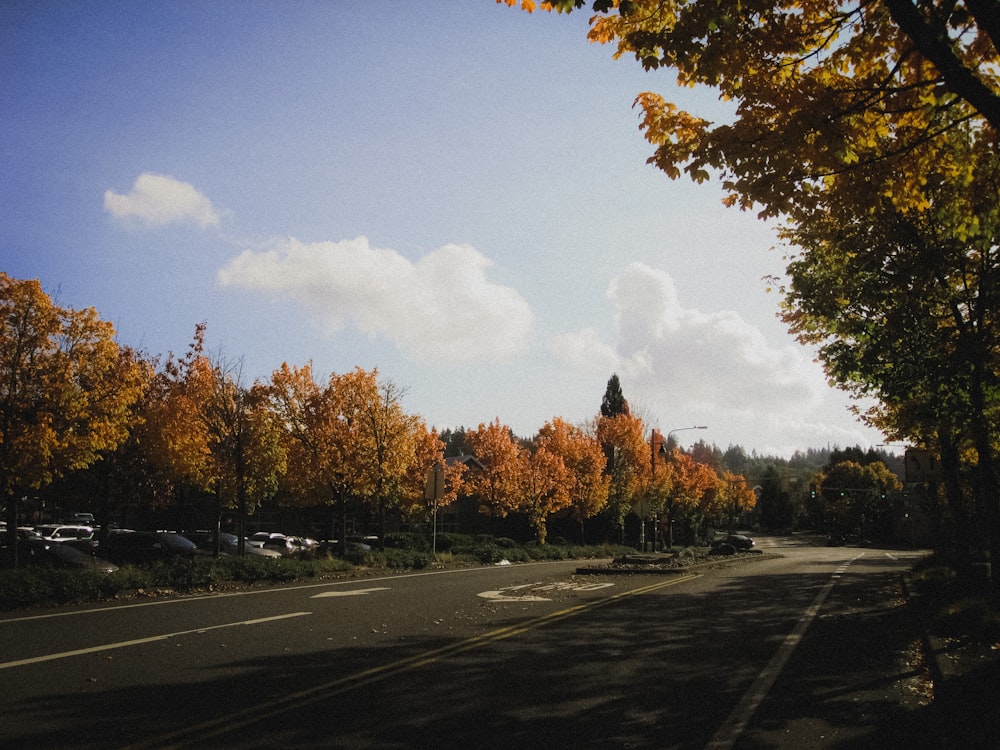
[2,523,332,572]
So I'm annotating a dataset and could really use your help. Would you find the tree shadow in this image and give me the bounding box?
[2,560,972,749]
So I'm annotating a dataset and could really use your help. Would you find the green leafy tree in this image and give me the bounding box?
[781,127,1000,592]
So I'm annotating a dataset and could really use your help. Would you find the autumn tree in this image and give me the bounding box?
[506,0,999,216]
[518,440,572,544]
[268,362,354,548]
[135,326,285,549]
[464,418,525,523]
[1,274,145,564]
[596,410,648,539]
[398,427,465,521]
[657,448,718,545]
[345,371,436,547]
[536,417,610,543]
[716,471,758,530]
[268,364,430,551]
[201,358,285,552]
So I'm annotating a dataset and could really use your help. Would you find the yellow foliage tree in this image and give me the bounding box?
[503,0,1000,217]
[1,274,145,563]
[596,411,649,536]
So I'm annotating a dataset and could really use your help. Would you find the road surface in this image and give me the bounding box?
[0,536,930,749]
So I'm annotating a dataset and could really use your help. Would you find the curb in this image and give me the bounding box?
[575,551,781,576]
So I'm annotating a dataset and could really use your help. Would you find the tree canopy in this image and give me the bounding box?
[1,274,146,562]
[504,0,999,217]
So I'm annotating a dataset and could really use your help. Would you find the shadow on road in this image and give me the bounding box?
[5,557,980,749]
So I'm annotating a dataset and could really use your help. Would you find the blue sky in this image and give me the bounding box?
[2,1,885,456]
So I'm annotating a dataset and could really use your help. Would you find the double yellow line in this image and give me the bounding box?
[127,573,698,749]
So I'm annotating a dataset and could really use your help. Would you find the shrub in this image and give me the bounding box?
[383,532,431,552]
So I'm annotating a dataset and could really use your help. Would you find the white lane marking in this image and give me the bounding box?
[0,611,312,670]
[311,587,390,598]
[705,553,866,750]
[0,559,597,624]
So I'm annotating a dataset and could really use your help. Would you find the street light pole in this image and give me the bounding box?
[665,425,708,449]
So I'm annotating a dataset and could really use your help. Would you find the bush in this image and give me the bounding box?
[383,532,431,552]
[0,537,636,610]
[374,548,431,569]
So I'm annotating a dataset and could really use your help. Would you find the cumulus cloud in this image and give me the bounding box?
[217,236,534,365]
[551,262,874,455]
[104,173,220,228]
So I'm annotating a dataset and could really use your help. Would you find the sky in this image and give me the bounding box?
[1,1,887,457]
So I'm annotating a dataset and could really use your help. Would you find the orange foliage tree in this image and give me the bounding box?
[464,418,525,523]
[518,441,571,544]
[536,417,609,543]
[658,449,719,545]
[398,427,465,521]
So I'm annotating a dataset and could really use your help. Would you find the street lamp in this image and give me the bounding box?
[665,425,708,451]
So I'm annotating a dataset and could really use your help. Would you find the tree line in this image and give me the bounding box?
[2,276,764,563]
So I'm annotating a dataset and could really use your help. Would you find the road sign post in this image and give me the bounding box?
[424,463,445,554]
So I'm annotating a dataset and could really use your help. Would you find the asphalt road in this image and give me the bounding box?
[0,537,931,749]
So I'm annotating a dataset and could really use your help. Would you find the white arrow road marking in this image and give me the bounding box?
[311,587,390,598]
[478,581,614,602]
[478,590,551,602]
[0,612,312,670]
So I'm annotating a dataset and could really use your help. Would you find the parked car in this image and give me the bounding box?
[710,534,755,555]
[35,524,95,542]
[19,538,118,573]
[249,532,318,557]
[184,530,282,558]
[103,530,197,565]
[717,534,754,549]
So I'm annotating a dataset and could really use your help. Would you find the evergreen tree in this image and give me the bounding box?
[600,373,629,418]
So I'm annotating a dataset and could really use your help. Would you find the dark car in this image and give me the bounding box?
[103,530,197,565]
[20,538,119,573]
[710,534,755,555]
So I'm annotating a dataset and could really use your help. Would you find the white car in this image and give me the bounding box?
[34,524,95,542]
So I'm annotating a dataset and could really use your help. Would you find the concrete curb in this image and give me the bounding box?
[575,551,781,576]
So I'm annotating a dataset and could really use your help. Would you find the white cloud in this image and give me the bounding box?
[104,173,220,228]
[551,262,880,455]
[217,236,534,365]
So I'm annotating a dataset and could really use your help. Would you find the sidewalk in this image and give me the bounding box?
[914,593,1000,749]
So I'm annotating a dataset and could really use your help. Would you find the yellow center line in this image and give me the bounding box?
[126,573,699,750]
